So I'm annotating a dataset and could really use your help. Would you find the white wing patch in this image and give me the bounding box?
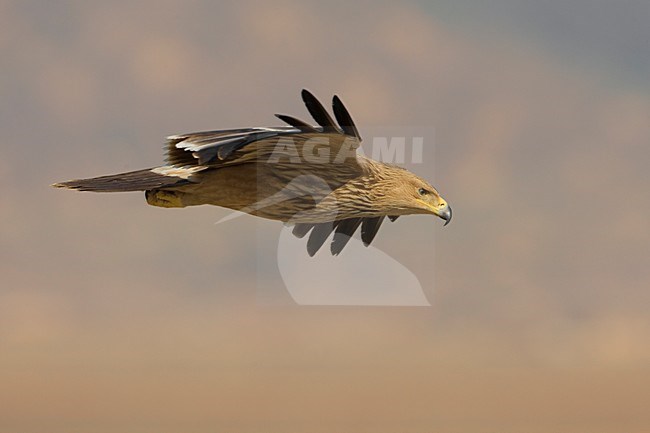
[151,166,205,179]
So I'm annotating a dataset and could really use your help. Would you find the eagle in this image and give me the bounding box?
[54,90,451,255]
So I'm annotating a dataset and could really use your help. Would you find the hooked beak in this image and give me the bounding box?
[438,204,452,226]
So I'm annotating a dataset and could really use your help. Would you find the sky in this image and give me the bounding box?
[1,1,649,432]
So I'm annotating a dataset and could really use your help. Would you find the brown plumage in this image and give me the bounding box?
[54,89,451,255]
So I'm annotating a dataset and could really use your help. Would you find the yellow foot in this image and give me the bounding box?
[145,189,185,208]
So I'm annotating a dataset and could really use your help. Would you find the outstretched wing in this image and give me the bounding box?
[165,89,362,168]
[291,215,400,256]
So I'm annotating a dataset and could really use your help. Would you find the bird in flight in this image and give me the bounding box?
[54,89,451,255]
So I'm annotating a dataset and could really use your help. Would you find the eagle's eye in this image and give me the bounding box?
[418,188,429,196]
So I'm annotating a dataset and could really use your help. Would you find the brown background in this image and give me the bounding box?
[1,1,649,432]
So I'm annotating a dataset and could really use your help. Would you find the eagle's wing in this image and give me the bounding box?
[291,215,401,256]
[165,89,362,167]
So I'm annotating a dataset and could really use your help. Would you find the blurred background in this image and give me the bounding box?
[1,1,649,432]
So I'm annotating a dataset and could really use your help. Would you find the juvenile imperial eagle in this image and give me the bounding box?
[54,90,451,255]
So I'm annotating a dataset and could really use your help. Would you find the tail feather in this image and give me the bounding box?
[52,168,191,192]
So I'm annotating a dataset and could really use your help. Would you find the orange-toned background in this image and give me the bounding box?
[1,2,649,432]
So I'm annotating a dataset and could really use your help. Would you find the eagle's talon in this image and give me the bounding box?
[146,190,185,208]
